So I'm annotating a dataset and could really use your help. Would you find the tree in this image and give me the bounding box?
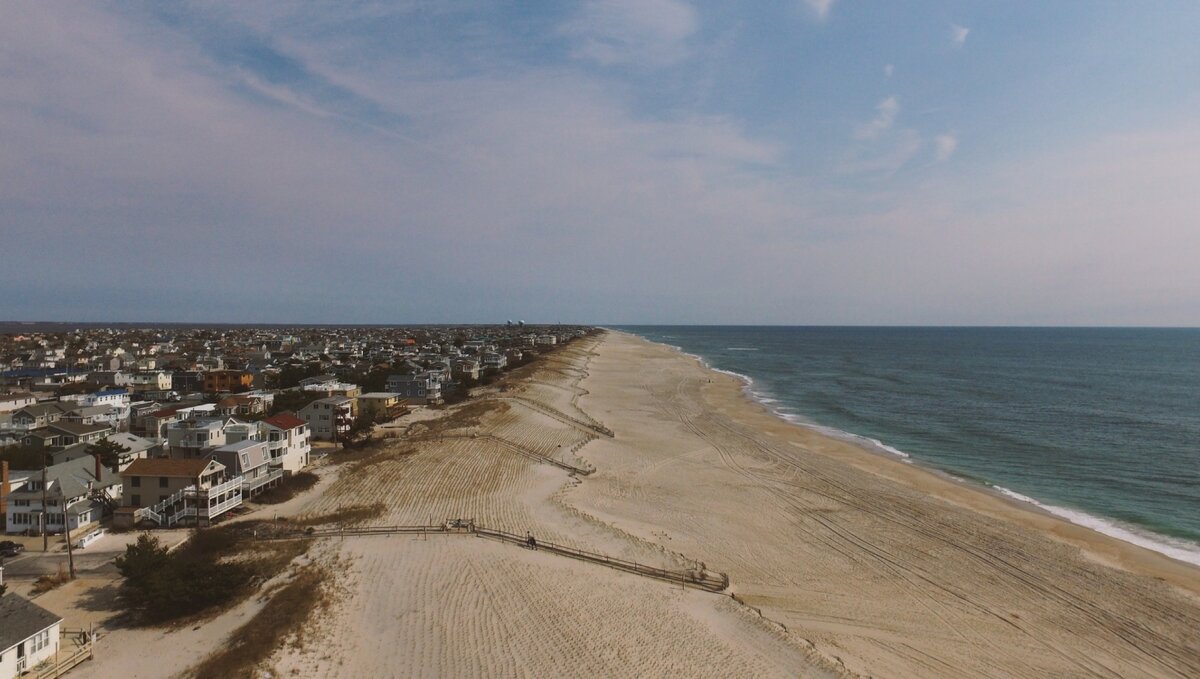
[340,411,378,448]
[115,533,170,584]
[87,437,131,473]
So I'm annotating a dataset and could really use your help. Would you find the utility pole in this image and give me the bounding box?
[41,462,48,552]
[65,517,75,579]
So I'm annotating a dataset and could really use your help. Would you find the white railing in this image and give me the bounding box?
[242,469,283,493]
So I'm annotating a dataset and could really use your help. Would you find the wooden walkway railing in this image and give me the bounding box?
[256,522,727,593]
[482,395,614,438]
[31,633,94,679]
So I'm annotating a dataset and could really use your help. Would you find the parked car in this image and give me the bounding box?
[0,540,25,557]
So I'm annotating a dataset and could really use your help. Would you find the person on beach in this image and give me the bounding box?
[526,532,537,549]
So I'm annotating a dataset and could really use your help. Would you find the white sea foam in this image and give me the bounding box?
[991,486,1200,567]
[726,347,759,351]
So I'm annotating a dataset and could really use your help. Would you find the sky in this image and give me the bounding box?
[2,1,1199,325]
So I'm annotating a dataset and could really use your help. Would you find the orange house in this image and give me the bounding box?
[203,369,254,393]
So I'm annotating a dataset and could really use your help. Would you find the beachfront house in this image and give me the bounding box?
[260,414,312,473]
[385,373,443,405]
[211,440,281,497]
[116,457,242,529]
[298,397,353,441]
[0,593,62,679]
[357,392,407,420]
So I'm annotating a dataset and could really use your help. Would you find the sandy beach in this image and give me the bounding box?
[64,330,1200,678]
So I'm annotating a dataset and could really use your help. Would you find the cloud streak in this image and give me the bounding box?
[562,0,699,66]
[951,23,970,47]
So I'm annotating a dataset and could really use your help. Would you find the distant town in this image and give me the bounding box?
[0,323,594,677]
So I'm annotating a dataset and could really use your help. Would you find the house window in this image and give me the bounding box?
[131,476,141,487]
[13,499,29,507]
[159,477,169,488]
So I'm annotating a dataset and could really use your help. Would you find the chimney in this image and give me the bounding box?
[94,453,103,481]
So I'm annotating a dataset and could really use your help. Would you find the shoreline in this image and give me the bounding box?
[615,329,1200,597]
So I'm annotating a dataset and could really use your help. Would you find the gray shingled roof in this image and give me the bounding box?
[0,593,62,653]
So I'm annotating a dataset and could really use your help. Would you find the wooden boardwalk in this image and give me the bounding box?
[255,522,729,593]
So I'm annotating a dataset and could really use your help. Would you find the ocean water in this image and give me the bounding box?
[616,326,1200,566]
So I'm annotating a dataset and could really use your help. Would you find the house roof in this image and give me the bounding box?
[106,432,155,453]
[359,392,401,399]
[0,593,62,654]
[9,455,120,500]
[263,413,307,430]
[122,457,221,478]
[0,391,35,402]
[14,402,70,418]
[48,421,112,436]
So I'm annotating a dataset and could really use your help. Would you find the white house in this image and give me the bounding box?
[298,397,353,442]
[5,455,121,535]
[260,414,312,474]
[0,393,36,414]
[0,593,62,678]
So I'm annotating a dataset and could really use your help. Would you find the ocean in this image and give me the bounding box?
[615,326,1200,566]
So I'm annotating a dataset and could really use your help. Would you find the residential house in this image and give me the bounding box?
[385,374,443,405]
[215,394,267,418]
[87,370,132,388]
[0,593,62,679]
[0,393,36,414]
[452,359,480,381]
[8,403,70,431]
[127,371,172,394]
[50,433,156,471]
[137,406,180,442]
[22,422,112,450]
[300,381,361,414]
[357,392,407,421]
[170,370,204,393]
[165,418,230,459]
[260,414,311,474]
[211,440,281,497]
[298,397,353,441]
[481,352,508,371]
[5,455,121,535]
[62,405,123,431]
[203,369,253,394]
[116,457,241,528]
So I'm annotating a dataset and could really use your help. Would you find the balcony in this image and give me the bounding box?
[242,469,284,495]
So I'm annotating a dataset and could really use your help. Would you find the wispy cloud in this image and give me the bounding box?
[951,23,970,47]
[934,133,958,161]
[805,0,836,21]
[562,0,699,67]
[854,96,899,140]
[884,64,894,78]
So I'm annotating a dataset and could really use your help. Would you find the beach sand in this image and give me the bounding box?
[66,330,1200,677]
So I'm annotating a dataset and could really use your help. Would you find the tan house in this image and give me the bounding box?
[116,457,242,529]
[357,392,408,420]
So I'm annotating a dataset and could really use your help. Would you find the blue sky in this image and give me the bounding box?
[2,1,1199,324]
